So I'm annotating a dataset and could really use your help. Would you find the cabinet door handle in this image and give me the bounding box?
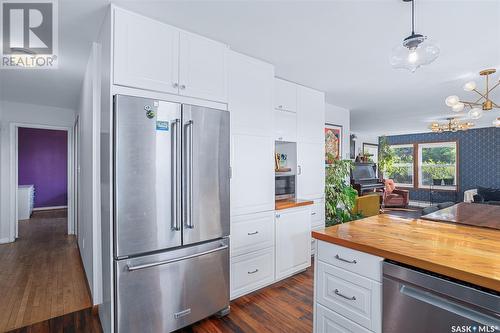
[278,105,283,109]
[180,84,186,89]
[172,82,179,88]
[334,289,356,301]
[335,254,357,264]
[311,212,317,216]
[247,231,259,236]
[276,214,281,218]
[297,165,302,175]
[248,269,259,274]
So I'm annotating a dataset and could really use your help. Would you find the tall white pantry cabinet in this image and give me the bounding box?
[99,6,326,332]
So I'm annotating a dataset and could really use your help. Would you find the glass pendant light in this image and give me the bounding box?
[390,0,439,72]
[493,117,500,127]
[468,108,483,119]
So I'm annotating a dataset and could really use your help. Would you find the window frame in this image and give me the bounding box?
[417,141,458,191]
[388,144,415,188]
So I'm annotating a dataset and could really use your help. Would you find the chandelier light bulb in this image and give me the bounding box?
[451,102,465,112]
[408,50,419,64]
[494,118,500,127]
[463,81,476,91]
[445,95,460,107]
[468,108,483,119]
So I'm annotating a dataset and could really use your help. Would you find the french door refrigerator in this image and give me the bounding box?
[113,95,230,333]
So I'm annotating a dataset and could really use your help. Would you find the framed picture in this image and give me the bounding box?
[350,134,356,159]
[363,143,379,163]
[325,123,342,164]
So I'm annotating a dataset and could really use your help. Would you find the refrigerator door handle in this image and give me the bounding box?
[171,118,181,231]
[126,244,229,272]
[184,119,194,229]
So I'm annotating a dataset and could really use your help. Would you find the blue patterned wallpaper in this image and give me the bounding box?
[383,127,500,203]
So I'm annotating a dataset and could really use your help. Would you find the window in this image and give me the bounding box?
[387,144,414,187]
[418,142,457,190]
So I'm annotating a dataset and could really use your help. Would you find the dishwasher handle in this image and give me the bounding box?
[400,285,500,328]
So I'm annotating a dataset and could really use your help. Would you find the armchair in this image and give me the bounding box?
[383,179,409,208]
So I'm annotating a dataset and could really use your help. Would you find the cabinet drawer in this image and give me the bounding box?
[315,303,371,333]
[318,241,383,282]
[311,200,325,228]
[230,247,275,299]
[316,261,381,332]
[231,211,274,257]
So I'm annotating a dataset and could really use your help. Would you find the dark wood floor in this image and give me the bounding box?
[0,210,92,332]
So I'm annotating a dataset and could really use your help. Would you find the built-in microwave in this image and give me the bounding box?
[275,174,295,200]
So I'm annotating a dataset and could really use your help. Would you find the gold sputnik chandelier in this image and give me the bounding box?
[445,68,499,123]
[429,118,474,133]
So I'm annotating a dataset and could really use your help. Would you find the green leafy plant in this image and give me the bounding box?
[378,136,396,178]
[325,157,362,226]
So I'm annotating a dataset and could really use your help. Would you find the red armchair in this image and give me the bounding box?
[383,179,409,208]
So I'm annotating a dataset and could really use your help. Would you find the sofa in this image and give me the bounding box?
[473,187,500,205]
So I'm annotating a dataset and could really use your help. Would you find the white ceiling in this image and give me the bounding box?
[2,0,499,135]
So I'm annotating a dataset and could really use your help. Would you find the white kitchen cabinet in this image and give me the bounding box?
[231,211,275,257]
[274,109,297,142]
[275,207,311,280]
[297,142,325,200]
[113,7,227,103]
[179,31,228,103]
[274,78,297,112]
[311,198,326,229]
[228,51,274,136]
[113,8,180,95]
[297,85,325,144]
[230,134,274,216]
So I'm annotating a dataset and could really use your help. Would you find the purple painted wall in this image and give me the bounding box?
[18,128,68,208]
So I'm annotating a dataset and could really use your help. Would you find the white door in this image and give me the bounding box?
[113,8,180,94]
[274,110,297,142]
[297,142,325,200]
[179,31,227,103]
[228,51,274,136]
[230,134,275,216]
[297,85,325,144]
[274,78,297,112]
[275,208,311,280]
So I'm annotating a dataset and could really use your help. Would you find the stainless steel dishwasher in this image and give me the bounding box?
[383,261,500,333]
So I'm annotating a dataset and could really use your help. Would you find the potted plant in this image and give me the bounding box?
[378,136,395,179]
[325,157,363,226]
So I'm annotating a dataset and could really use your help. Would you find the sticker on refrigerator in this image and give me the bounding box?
[156,121,169,131]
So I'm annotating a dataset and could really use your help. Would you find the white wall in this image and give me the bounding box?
[325,103,350,160]
[0,100,75,243]
[77,42,102,305]
[353,133,379,158]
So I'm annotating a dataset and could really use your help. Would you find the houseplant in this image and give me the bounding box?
[325,157,362,226]
[378,136,395,179]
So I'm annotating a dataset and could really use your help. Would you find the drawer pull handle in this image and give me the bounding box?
[248,269,259,274]
[247,231,259,236]
[335,254,357,264]
[311,212,317,215]
[334,289,356,301]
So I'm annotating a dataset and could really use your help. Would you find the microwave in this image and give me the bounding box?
[275,174,295,200]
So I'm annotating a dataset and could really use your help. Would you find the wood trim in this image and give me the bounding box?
[413,143,418,189]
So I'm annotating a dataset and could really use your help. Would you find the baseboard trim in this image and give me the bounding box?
[33,205,68,211]
[0,237,13,244]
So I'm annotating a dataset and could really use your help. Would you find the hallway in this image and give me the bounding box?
[0,210,92,331]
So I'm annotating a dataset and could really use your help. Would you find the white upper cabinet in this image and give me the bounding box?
[228,51,274,136]
[231,134,275,216]
[179,31,228,103]
[274,109,297,142]
[274,78,297,112]
[297,142,325,200]
[297,85,325,144]
[113,8,180,94]
[113,7,228,103]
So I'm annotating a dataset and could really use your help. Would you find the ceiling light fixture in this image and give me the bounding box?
[494,117,500,127]
[445,68,500,119]
[390,0,439,73]
[429,118,474,133]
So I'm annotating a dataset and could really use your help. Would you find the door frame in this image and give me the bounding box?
[10,122,75,239]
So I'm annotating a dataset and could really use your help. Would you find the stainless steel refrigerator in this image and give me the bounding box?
[113,95,230,333]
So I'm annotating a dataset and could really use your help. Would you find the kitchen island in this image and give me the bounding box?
[311,214,500,333]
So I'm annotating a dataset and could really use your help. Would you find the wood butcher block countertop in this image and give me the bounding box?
[275,199,314,210]
[312,214,500,292]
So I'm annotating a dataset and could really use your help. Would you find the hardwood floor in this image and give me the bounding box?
[0,210,92,332]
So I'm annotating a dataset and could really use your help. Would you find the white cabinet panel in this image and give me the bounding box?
[275,207,311,280]
[274,110,297,142]
[230,247,275,299]
[230,134,274,216]
[315,303,371,333]
[113,8,179,94]
[311,198,325,229]
[274,78,297,112]
[297,142,325,200]
[179,31,227,103]
[297,85,325,144]
[231,211,275,257]
[228,51,274,136]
